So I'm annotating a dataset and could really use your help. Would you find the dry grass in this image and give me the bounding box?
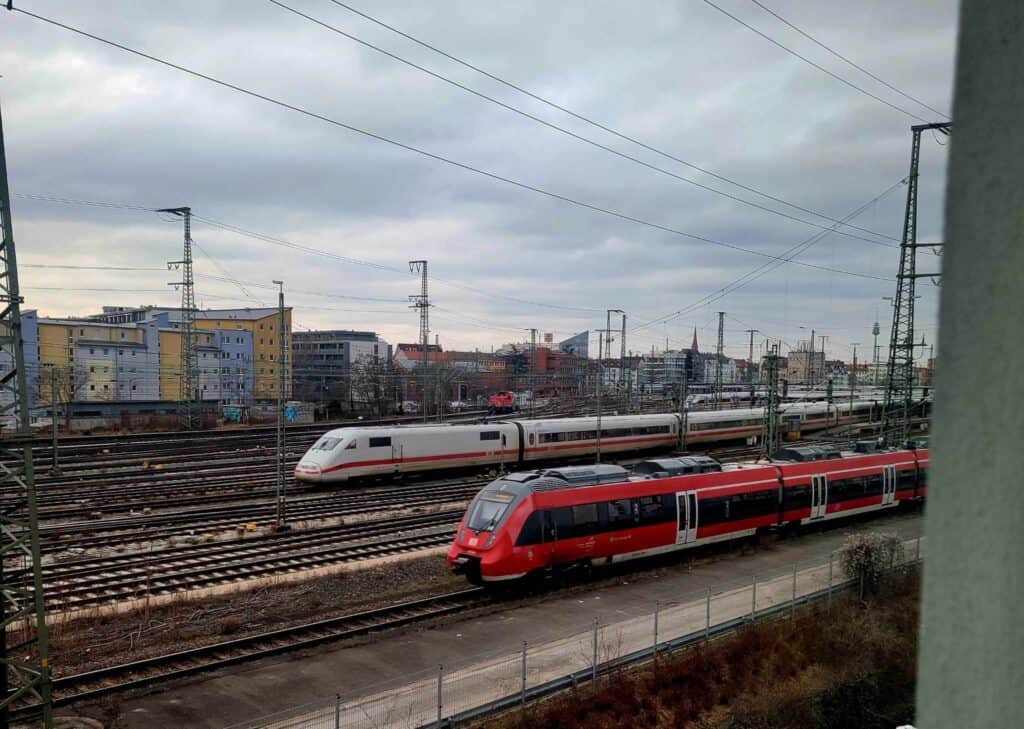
[47,553,464,677]
[481,573,920,729]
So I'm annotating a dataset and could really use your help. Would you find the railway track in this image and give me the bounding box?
[10,588,490,720]
[33,510,463,613]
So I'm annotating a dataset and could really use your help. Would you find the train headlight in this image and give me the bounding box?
[483,533,497,549]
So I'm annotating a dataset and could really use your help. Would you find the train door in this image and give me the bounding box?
[391,440,403,472]
[810,475,828,519]
[882,465,896,505]
[676,491,699,544]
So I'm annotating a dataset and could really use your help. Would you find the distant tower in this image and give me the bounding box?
[691,327,699,353]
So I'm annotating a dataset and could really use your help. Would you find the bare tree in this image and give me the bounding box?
[35,364,87,429]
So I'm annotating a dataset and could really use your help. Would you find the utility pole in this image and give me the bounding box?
[273,280,288,531]
[528,328,537,418]
[596,332,603,463]
[408,260,429,423]
[713,312,725,409]
[0,100,54,728]
[44,364,60,476]
[745,329,758,402]
[849,343,860,418]
[761,344,781,460]
[614,313,622,393]
[161,206,198,430]
[882,122,951,446]
[872,318,881,386]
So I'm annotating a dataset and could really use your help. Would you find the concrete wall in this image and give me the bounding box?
[916,2,1024,727]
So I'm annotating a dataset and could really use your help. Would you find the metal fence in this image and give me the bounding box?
[225,536,925,729]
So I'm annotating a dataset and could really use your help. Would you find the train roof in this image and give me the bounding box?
[483,464,632,496]
[514,414,677,429]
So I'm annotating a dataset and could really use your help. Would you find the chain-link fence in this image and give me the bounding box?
[225,536,925,729]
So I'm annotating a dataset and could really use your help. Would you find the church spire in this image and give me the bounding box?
[691,326,699,353]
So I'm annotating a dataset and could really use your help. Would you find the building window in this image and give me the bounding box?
[270,324,274,332]
[120,332,125,339]
[269,339,274,346]
[132,385,137,391]
[103,348,108,355]
[89,366,95,373]
[259,324,264,330]
[79,329,84,336]
[259,353,264,360]
[89,384,95,391]
[270,354,275,362]
[259,338,263,345]
[89,348,95,355]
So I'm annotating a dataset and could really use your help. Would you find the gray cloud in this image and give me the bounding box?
[1,0,955,359]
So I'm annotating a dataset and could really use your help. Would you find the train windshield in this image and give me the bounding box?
[312,437,343,451]
[466,498,511,533]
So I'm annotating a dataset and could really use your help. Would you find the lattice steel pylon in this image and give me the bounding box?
[408,260,429,422]
[162,207,198,430]
[881,122,951,446]
[0,103,54,727]
[761,344,781,459]
[713,311,725,409]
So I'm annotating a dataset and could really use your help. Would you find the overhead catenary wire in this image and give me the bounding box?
[269,0,894,248]
[630,178,906,334]
[746,0,950,120]
[700,0,930,123]
[6,8,891,284]
[323,0,898,243]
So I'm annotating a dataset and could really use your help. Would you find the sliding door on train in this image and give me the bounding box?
[810,475,828,519]
[676,491,698,544]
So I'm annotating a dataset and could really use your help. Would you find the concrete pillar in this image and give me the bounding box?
[916,3,1024,727]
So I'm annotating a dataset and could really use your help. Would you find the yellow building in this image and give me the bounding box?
[192,309,292,400]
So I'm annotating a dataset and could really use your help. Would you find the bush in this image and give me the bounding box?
[838,531,905,597]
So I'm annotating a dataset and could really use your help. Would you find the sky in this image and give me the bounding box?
[0,0,958,364]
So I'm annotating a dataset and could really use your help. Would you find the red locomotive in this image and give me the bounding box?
[487,391,517,414]
[447,446,928,584]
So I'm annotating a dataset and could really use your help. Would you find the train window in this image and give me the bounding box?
[368,436,392,448]
[865,474,884,496]
[699,495,730,525]
[480,431,501,441]
[345,440,357,450]
[515,511,544,546]
[312,437,342,451]
[571,504,600,537]
[466,498,510,532]
[606,499,632,527]
[637,495,665,525]
[545,508,572,541]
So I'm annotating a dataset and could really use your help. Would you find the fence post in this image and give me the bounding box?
[592,618,599,688]
[705,586,711,641]
[653,600,660,662]
[827,551,834,611]
[521,641,527,708]
[334,693,341,729]
[791,563,797,617]
[751,574,757,621]
[436,663,443,727]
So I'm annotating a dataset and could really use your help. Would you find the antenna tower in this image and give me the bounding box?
[0,102,54,727]
[881,122,950,446]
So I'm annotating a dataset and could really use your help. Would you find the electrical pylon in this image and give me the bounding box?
[0,100,53,728]
[881,122,950,446]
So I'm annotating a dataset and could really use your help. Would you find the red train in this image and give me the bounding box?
[487,391,517,414]
[447,446,928,584]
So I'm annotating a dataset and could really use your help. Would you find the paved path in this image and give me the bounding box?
[114,510,923,729]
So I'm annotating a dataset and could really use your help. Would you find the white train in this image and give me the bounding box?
[295,400,885,484]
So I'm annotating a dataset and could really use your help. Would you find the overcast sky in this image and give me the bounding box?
[1,0,958,363]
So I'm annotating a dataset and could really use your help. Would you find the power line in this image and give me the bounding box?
[271,0,894,247]
[700,0,930,123]
[631,178,905,333]
[747,0,950,120]
[7,8,891,283]
[325,0,897,243]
